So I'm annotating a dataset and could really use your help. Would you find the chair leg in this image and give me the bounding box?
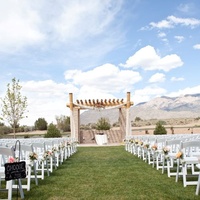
[27,165,31,191]
[167,159,171,177]
[196,172,200,195]
[162,157,165,174]
[41,162,44,180]
[33,162,38,185]
[182,164,187,187]
[7,180,13,200]
[18,179,24,199]
[176,159,180,182]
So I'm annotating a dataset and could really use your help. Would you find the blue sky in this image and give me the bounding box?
[0,0,200,126]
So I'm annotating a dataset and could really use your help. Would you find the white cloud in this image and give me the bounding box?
[12,64,142,125]
[178,4,191,13]
[122,45,183,72]
[77,86,116,100]
[157,32,169,45]
[132,85,167,105]
[174,36,185,43]
[177,3,196,15]
[157,32,166,38]
[168,85,200,97]
[171,77,184,81]
[64,63,142,99]
[148,15,200,29]
[193,44,200,49]
[19,80,70,126]
[161,38,169,44]
[149,73,165,83]
[0,0,45,53]
[168,15,200,27]
[53,0,122,42]
[0,0,124,56]
[150,19,173,29]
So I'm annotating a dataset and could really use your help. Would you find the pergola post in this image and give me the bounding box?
[69,93,75,139]
[125,92,131,137]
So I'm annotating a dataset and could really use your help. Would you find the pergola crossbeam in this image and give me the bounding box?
[71,98,127,109]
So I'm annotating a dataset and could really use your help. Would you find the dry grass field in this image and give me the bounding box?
[7,130,46,137]
[132,125,200,135]
[132,118,200,135]
[7,118,200,138]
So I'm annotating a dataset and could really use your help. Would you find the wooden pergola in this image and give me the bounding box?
[66,92,133,142]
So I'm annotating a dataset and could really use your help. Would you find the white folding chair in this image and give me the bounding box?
[162,139,181,177]
[12,144,38,191]
[196,164,200,195]
[0,146,24,199]
[154,137,166,170]
[176,140,200,187]
[44,141,56,173]
[32,142,49,180]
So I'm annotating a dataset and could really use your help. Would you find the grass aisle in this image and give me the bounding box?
[2,146,199,200]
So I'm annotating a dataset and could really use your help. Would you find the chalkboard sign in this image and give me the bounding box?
[4,161,26,181]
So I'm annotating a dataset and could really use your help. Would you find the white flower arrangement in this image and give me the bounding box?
[151,144,158,151]
[52,147,58,153]
[43,150,53,160]
[138,141,143,146]
[176,151,183,159]
[143,143,150,149]
[58,142,65,150]
[29,152,38,161]
[163,146,170,155]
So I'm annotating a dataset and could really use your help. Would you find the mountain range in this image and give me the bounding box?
[80,94,200,125]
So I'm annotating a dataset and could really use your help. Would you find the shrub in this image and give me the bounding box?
[154,122,167,135]
[55,115,70,132]
[0,126,12,135]
[113,122,119,127]
[135,117,142,122]
[157,120,166,125]
[35,118,48,130]
[44,123,62,138]
[96,117,111,130]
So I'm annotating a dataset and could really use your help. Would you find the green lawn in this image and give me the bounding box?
[1,146,199,200]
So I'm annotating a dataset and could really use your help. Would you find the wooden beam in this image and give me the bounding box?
[89,99,92,105]
[69,93,73,110]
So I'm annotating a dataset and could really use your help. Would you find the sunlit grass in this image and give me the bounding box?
[0,146,199,199]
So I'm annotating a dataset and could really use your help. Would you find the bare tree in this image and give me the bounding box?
[55,115,70,132]
[1,78,28,138]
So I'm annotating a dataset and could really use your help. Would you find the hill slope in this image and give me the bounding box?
[80,94,200,125]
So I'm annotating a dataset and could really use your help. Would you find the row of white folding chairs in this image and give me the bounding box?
[0,142,51,197]
[125,134,200,172]
[0,137,77,199]
[0,138,78,198]
[125,134,183,165]
[125,134,200,195]
[1,137,77,166]
[125,135,200,163]
[1,137,77,171]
